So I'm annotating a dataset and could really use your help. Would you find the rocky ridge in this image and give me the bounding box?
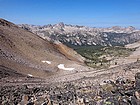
[18,23,140,46]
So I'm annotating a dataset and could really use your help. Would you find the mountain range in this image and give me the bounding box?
[18,23,140,47]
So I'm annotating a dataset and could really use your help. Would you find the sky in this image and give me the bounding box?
[0,0,140,28]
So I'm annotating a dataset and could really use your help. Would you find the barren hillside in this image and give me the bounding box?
[0,19,86,78]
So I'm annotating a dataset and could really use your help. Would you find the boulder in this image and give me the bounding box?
[135,72,140,89]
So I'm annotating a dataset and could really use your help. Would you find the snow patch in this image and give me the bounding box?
[42,60,51,64]
[57,64,75,71]
[27,74,33,77]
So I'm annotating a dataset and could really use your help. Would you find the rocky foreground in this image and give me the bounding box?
[1,60,140,105]
[1,72,140,105]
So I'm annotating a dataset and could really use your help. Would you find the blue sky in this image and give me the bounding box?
[0,0,140,28]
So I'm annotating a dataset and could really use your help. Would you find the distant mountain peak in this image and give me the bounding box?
[55,22,65,27]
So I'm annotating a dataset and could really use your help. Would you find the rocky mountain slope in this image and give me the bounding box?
[1,19,140,104]
[18,23,140,46]
[0,19,86,79]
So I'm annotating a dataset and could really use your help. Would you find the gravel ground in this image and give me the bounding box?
[1,61,140,104]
